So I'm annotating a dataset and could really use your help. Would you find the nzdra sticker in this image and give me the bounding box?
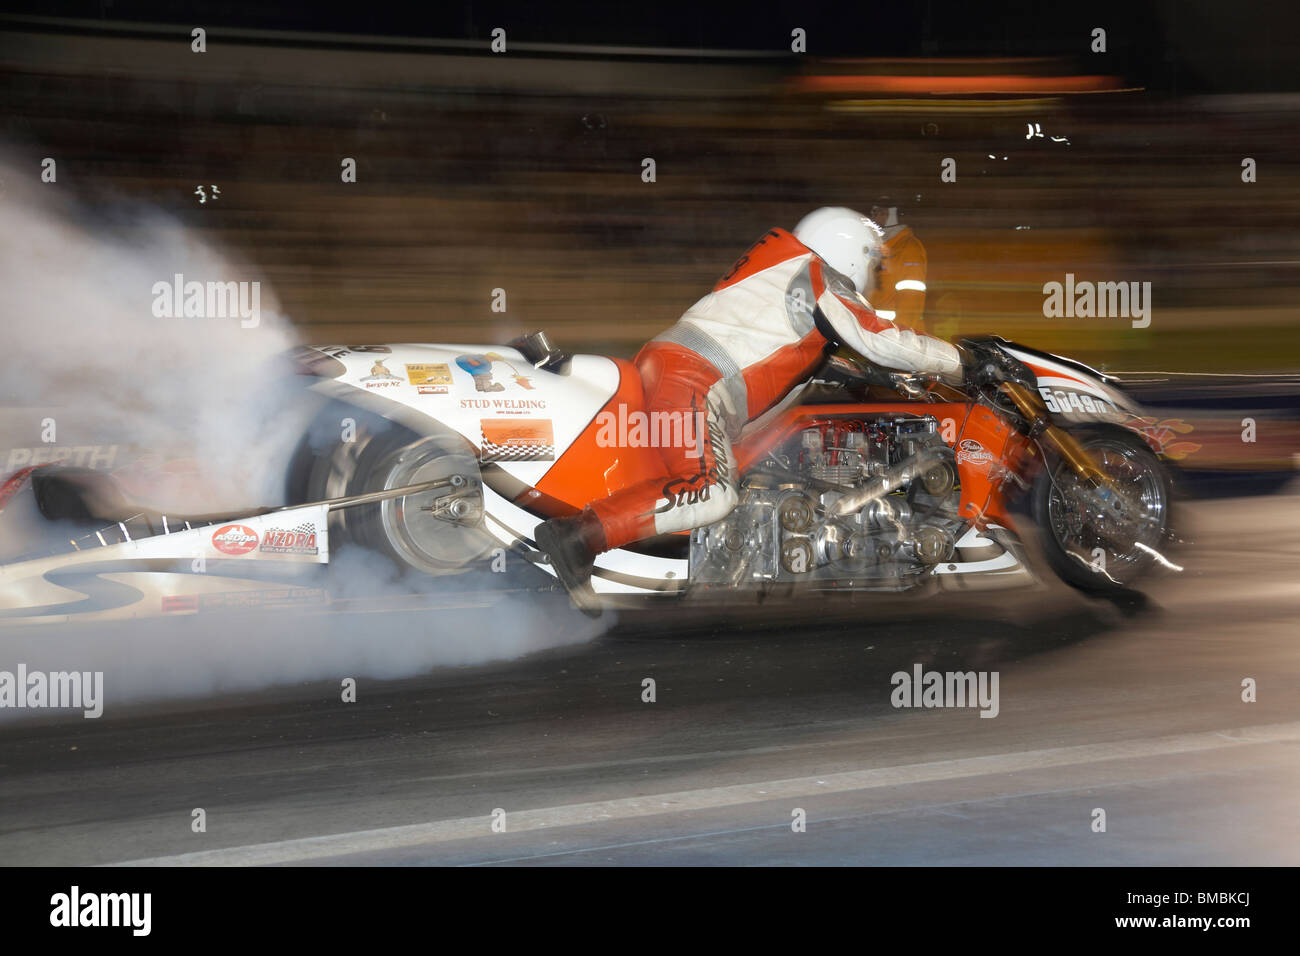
[212,524,259,555]
[260,522,319,555]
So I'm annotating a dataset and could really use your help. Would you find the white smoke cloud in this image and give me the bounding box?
[0,161,608,719]
[0,569,605,721]
[0,164,312,513]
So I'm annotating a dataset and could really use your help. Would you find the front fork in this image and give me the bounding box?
[998,382,1112,491]
[998,380,1153,563]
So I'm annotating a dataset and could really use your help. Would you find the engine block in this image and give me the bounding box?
[690,413,964,590]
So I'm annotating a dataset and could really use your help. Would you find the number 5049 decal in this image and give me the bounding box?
[1039,386,1117,417]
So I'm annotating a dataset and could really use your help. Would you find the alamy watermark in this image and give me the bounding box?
[1043,274,1151,328]
[891,663,999,718]
[594,404,707,459]
[151,273,261,328]
[50,886,150,936]
[0,664,103,718]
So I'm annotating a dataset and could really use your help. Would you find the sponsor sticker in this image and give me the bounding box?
[456,352,534,391]
[458,397,547,415]
[480,418,555,462]
[211,524,259,555]
[405,363,452,395]
[956,438,993,468]
[361,358,403,388]
[260,521,320,555]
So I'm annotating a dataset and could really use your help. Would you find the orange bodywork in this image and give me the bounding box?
[525,365,1036,533]
[527,358,671,515]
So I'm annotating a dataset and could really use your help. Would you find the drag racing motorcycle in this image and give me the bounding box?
[281,332,1178,601]
[0,332,1178,622]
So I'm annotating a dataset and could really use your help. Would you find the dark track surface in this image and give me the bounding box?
[0,490,1296,865]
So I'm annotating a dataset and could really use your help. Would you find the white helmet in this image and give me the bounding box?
[793,206,884,295]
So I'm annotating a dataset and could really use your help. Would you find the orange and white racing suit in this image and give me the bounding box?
[585,227,962,552]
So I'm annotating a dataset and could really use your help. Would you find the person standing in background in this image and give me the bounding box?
[869,199,929,334]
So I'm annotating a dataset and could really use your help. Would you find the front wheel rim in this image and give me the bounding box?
[1046,439,1167,582]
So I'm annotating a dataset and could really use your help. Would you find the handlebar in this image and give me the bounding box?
[887,371,933,398]
[955,336,1037,391]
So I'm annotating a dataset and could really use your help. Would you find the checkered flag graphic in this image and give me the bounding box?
[480,438,555,462]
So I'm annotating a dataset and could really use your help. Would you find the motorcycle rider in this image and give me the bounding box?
[534,207,965,613]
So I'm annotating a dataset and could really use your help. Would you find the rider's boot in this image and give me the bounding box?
[534,510,607,617]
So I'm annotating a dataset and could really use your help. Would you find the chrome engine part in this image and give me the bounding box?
[690,413,965,590]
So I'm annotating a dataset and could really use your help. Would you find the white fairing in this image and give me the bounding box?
[308,345,621,487]
[308,344,694,595]
[1001,345,1140,424]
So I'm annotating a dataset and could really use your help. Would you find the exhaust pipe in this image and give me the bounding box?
[831,448,948,517]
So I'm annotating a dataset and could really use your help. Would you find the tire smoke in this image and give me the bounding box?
[0,162,607,720]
